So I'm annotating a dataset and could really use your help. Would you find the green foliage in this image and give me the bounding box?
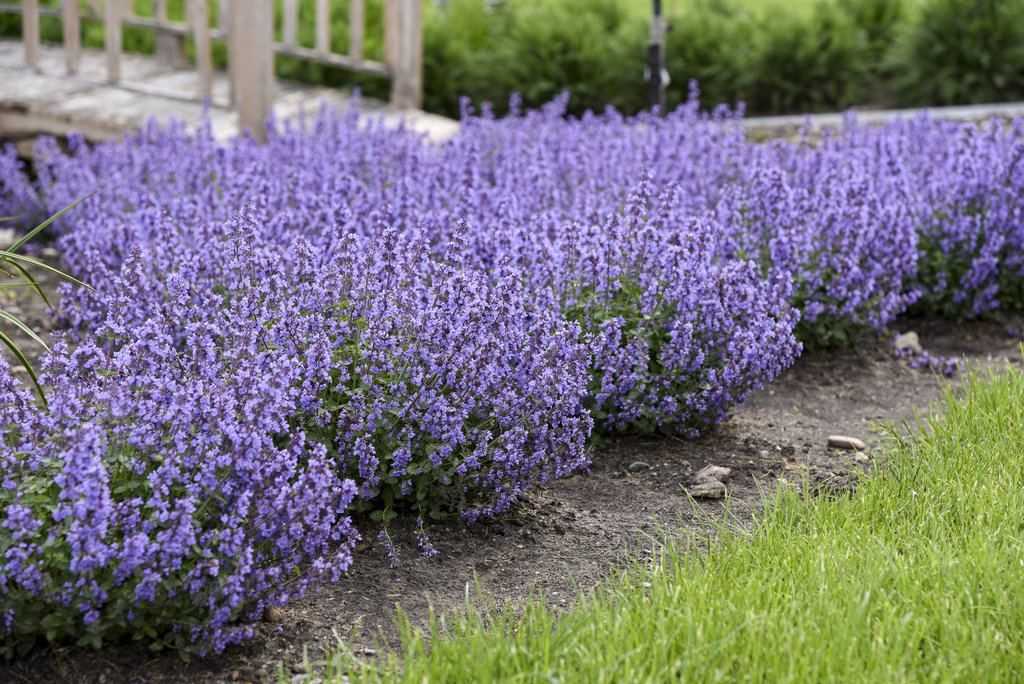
[561,277,681,436]
[745,1,872,114]
[0,442,199,658]
[0,198,95,408]
[319,358,1024,682]
[4,0,1024,116]
[838,0,906,61]
[423,0,646,118]
[662,0,757,111]
[300,352,508,523]
[887,0,1024,106]
[835,0,906,103]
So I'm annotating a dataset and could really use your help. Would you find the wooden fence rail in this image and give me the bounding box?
[0,0,423,140]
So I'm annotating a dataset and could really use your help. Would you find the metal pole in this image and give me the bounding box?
[647,0,668,112]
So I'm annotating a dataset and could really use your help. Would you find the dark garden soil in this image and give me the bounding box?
[3,252,1023,683]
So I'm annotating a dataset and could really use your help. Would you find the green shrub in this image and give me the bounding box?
[835,0,906,104]
[745,1,872,114]
[887,0,1024,106]
[837,0,906,61]
[423,0,646,118]
[663,0,757,112]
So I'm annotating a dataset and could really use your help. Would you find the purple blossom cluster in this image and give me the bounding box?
[0,228,361,655]
[1,202,592,655]
[893,346,962,377]
[0,146,38,224]
[491,178,801,434]
[5,91,1024,656]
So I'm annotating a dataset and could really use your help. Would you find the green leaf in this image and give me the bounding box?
[0,327,48,410]
[0,251,96,292]
[0,259,51,307]
[0,192,97,264]
[0,308,49,350]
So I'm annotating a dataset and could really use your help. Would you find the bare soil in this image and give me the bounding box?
[3,252,1023,683]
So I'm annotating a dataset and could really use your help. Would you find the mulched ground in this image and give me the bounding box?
[3,250,1022,683]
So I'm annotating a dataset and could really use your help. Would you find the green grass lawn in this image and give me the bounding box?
[306,355,1024,682]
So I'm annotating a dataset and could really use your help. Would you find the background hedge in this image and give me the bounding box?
[3,0,1024,117]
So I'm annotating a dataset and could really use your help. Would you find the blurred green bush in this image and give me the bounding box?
[886,0,1024,106]
[2,0,1023,117]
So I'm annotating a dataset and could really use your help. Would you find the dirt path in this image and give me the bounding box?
[3,254,1022,683]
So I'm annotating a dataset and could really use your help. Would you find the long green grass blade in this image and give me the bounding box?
[1,259,51,307]
[0,309,49,351]
[0,329,48,409]
[0,250,95,292]
[0,192,96,263]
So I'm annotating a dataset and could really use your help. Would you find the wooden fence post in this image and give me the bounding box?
[63,0,81,74]
[283,0,298,48]
[154,0,187,67]
[23,0,39,71]
[105,0,123,83]
[384,0,398,75]
[187,0,213,100]
[221,0,235,105]
[315,0,330,54]
[388,0,422,109]
[349,0,365,61]
[229,0,275,142]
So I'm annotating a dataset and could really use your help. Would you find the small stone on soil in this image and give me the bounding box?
[693,465,732,484]
[690,481,727,499]
[895,331,924,354]
[628,461,651,472]
[827,435,866,451]
[262,605,284,623]
[0,228,16,249]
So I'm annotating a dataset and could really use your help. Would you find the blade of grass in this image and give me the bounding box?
[0,251,96,292]
[0,192,96,263]
[1,258,52,308]
[0,309,50,350]
[0,328,48,409]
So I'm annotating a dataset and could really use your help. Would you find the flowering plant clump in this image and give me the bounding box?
[0,146,39,225]
[896,116,1024,319]
[715,151,920,348]
[497,179,802,436]
[65,202,595,525]
[0,231,360,656]
[290,226,594,528]
[1,203,594,654]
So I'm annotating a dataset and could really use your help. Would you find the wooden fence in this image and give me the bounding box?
[1,0,423,139]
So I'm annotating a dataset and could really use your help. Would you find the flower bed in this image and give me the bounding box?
[3,96,1023,656]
